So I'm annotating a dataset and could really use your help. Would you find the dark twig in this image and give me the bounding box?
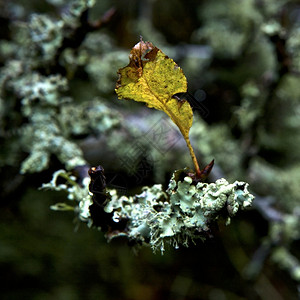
[50,7,116,75]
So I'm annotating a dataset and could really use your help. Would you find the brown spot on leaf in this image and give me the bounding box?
[144,47,159,61]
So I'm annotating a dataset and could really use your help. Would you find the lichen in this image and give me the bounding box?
[43,167,253,253]
[62,0,96,26]
[0,0,123,174]
[268,211,300,281]
[190,119,242,178]
[234,81,265,131]
[193,0,262,59]
[249,158,300,211]
[1,0,299,294]
[28,14,64,63]
[40,169,92,225]
[113,171,253,253]
[85,51,129,94]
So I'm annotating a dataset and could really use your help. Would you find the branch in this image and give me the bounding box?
[52,7,116,74]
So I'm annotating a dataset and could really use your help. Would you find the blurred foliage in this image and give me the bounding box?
[1,0,300,299]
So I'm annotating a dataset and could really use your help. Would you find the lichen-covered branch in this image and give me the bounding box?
[0,0,122,174]
[42,167,254,254]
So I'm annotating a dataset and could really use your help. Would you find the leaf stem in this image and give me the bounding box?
[186,137,201,177]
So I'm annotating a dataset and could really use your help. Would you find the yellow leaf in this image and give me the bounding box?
[116,39,200,176]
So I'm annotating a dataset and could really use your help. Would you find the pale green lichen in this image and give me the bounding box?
[59,100,121,136]
[43,168,254,253]
[19,96,121,173]
[105,170,254,253]
[40,169,92,225]
[249,159,300,211]
[271,247,300,281]
[28,14,64,62]
[13,72,87,173]
[261,20,283,36]
[20,119,86,173]
[234,81,265,130]
[0,41,121,173]
[0,0,122,174]
[13,73,68,111]
[62,0,96,26]
[287,28,300,72]
[193,0,262,59]
[190,119,242,178]
[85,51,129,94]
[270,214,300,244]
[264,75,300,157]
[10,14,64,67]
[260,0,288,17]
